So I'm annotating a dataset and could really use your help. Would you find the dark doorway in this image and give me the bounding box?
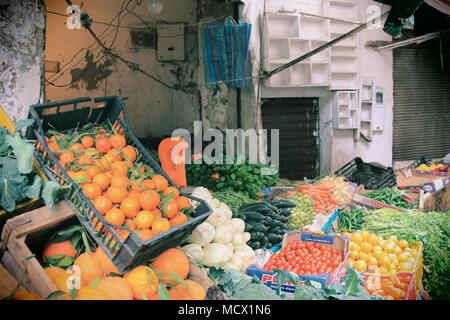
[262,98,320,180]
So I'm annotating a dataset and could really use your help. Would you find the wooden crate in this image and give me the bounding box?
[0,264,28,299]
[0,201,76,299]
[0,200,222,300]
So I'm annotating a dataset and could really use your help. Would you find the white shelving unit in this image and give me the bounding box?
[332,91,359,129]
[358,78,385,139]
[264,0,360,89]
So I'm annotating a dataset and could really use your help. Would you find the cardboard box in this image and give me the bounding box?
[396,169,450,193]
[422,186,450,212]
[246,231,349,294]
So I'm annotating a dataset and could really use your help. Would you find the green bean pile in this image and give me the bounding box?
[338,208,368,231]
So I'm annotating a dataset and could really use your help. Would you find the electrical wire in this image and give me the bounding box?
[46,2,132,82]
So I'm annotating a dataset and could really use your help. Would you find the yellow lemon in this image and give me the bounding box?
[393,246,402,255]
[349,242,360,251]
[388,235,398,243]
[368,256,378,266]
[359,252,369,262]
[398,252,411,262]
[354,260,368,272]
[379,254,391,267]
[342,232,351,237]
[373,251,385,261]
[367,234,380,246]
[398,262,414,272]
[379,266,389,274]
[360,243,373,253]
[379,239,387,248]
[398,239,409,249]
[347,258,355,266]
[359,231,369,240]
[373,245,383,253]
[351,233,363,244]
[384,241,396,253]
[350,250,359,260]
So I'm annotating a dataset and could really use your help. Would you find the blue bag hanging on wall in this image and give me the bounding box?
[201,17,252,88]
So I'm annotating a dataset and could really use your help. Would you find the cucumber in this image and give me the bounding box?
[259,237,269,248]
[279,208,292,217]
[265,216,273,225]
[239,203,271,211]
[267,233,283,244]
[268,227,280,235]
[266,200,297,208]
[243,211,265,221]
[237,213,247,221]
[244,223,253,232]
[231,210,239,218]
[266,242,273,249]
[250,241,260,250]
[251,223,268,232]
[250,231,264,240]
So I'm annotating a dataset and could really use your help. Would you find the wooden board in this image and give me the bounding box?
[0,201,76,299]
[0,264,27,299]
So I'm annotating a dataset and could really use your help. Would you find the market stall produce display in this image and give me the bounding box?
[313,175,353,206]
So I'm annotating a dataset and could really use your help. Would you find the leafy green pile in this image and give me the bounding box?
[207,267,282,300]
[0,121,60,212]
[365,188,418,209]
[212,190,256,211]
[362,209,450,300]
[186,154,280,200]
[338,208,368,231]
[274,265,383,300]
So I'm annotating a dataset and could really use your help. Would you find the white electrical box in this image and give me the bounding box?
[157,23,185,61]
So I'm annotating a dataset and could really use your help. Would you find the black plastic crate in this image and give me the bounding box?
[334,157,397,190]
[27,96,212,273]
[408,156,433,169]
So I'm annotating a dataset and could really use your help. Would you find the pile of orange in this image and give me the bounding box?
[42,247,205,300]
[45,130,194,243]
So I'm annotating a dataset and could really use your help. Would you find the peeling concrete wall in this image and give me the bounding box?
[0,0,46,123]
[44,0,200,138]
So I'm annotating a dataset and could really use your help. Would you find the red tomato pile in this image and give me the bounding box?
[263,240,344,275]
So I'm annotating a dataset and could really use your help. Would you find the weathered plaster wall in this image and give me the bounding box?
[44,0,200,138]
[0,0,46,122]
[243,0,394,174]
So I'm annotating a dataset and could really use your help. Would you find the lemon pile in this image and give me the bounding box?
[342,231,419,275]
[416,163,446,171]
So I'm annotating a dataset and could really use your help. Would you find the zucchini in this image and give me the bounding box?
[243,211,265,221]
[267,233,283,244]
[265,216,273,225]
[237,213,247,221]
[251,223,268,232]
[238,202,271,211]
[266,200,297,208]
[266,242,273,249]
[268,227,280,234]
[259,237,269,248]
[279,208,292,217]
[244,223,253,232]
[250,241,260,250]
[249,231,264,240]
[231,210,239,218]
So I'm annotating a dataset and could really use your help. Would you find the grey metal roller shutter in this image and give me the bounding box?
[261,98,319,180]
[393,35,450,161]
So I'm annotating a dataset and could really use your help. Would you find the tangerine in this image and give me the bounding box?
[81,136,94,148]
[104,208,126,226]
[92,173,111,191]
[152,175,169,191]
[123,265,159,300]
[135,210,154,229]
[95,137,112,153]
[120,197,141,218]
[109,134,126,149]
[121,145,137,162]
[152,217,171,235]
[82,183,102,200]
[139,190,160,211]
[93,196,113,215]
[106,185,128,204]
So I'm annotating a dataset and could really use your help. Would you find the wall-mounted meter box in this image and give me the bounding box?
[157,23,185,61]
